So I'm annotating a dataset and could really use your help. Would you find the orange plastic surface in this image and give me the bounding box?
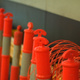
[31,29,47,64]
[1,55,10,80]
[20,76,27,80]
[35,37,51,79]
[62,49,79,80]
[0,8,5,30]
[3,13,13,37]
[23,22,34,53]
[48,40,80,80]
[14,25,23,45]
[0,47,2,79]
[10,66,20,80]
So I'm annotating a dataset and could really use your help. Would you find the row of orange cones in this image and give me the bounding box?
[0,8,79,80]
[0,8,51,80]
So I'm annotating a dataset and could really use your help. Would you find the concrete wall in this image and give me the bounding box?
[0,0,45,30]
[10,0,80,21]
[0,0,80,45]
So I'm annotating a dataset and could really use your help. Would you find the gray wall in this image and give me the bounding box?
[0,0,80,45]
[0,0,45,30]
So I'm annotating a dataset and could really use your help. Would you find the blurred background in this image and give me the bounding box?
[0,0,80,44]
